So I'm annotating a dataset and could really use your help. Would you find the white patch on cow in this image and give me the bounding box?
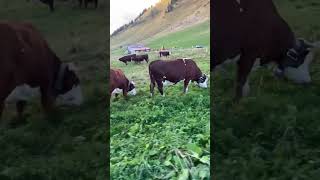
[242,80,250,97]
[198,77,208,88]
[252,58,262,71]
[112,88,123,94]
[283,52,313,84]
[162,93,165,97]
[163,79,184,87]
[128,88,137,96]
[214,54,240,73]
[163,80,175,86]
[5,84,40,103]
[150,93,153,97]
[56,85,83,106]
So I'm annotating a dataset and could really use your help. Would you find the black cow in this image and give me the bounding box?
[159,50,170,57]
[149,58,208,96]
[119,54,136,65]
[132,54,149,63]
[212,0,320,100]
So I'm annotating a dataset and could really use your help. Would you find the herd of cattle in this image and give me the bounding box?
[213,0,320,101]
[0,22,83,124]
[118,50,171,65]
[110,54,209,98]
[28,0,98,12]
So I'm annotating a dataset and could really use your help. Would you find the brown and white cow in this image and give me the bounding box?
[149,59,208,96]
[212,0,320,100]
[0,22,83,122]
[110,69,136,98]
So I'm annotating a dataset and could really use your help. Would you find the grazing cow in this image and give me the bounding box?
[110,69,136,98]
[132,54,149,63]
[0,22,83,123]
[119,54,136,65]
[212,0,320,100]
[149,58,208,96]
[39,0,54,12]
[159,50,170,57]
[79,0,98,8]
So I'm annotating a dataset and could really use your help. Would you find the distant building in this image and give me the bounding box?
[127,44,151,54]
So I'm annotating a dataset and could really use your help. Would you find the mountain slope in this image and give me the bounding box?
[110,0,210,49]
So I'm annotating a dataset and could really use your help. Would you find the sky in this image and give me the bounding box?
[110,0,160,34]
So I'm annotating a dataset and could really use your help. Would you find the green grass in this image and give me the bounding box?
[0,1,108,179]
[146,21,210,49]
[110,27,210,179]
[213,0,320,179]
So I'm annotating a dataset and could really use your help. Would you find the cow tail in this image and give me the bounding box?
[149,66,154,83]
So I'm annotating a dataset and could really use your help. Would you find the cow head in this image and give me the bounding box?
[55,63,83,106]
[128,81,137,96]
[119,57,126,64]
[276,38,318,84]
[196,74,209,88]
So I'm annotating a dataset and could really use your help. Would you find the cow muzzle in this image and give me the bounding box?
[197,74,209,88]
[128,88,137,96]
[279,39,319,84]
[282,51,313,84]
[56,85,84,106]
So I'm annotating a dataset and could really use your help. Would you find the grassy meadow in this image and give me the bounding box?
[213,0,320,179]
[110,21,210,179]
[0,1,108,179]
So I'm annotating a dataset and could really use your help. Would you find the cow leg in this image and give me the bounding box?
[11,100,28,126]
[16,101,27,119]
[49,0,54,12]
[122,90,128,100]
[235,54,255,101]
[0,102,4,120]
[79,0,82,7]
[84,0,88,8]
[94,0,98,8]
[150,78,156,97]
[156,80,164,96]
[40,87,55,113]
[183,79,190,93]
[0,80,15,121]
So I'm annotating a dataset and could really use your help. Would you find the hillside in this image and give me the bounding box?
[110,0,210,177]
[110,0,210,50]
